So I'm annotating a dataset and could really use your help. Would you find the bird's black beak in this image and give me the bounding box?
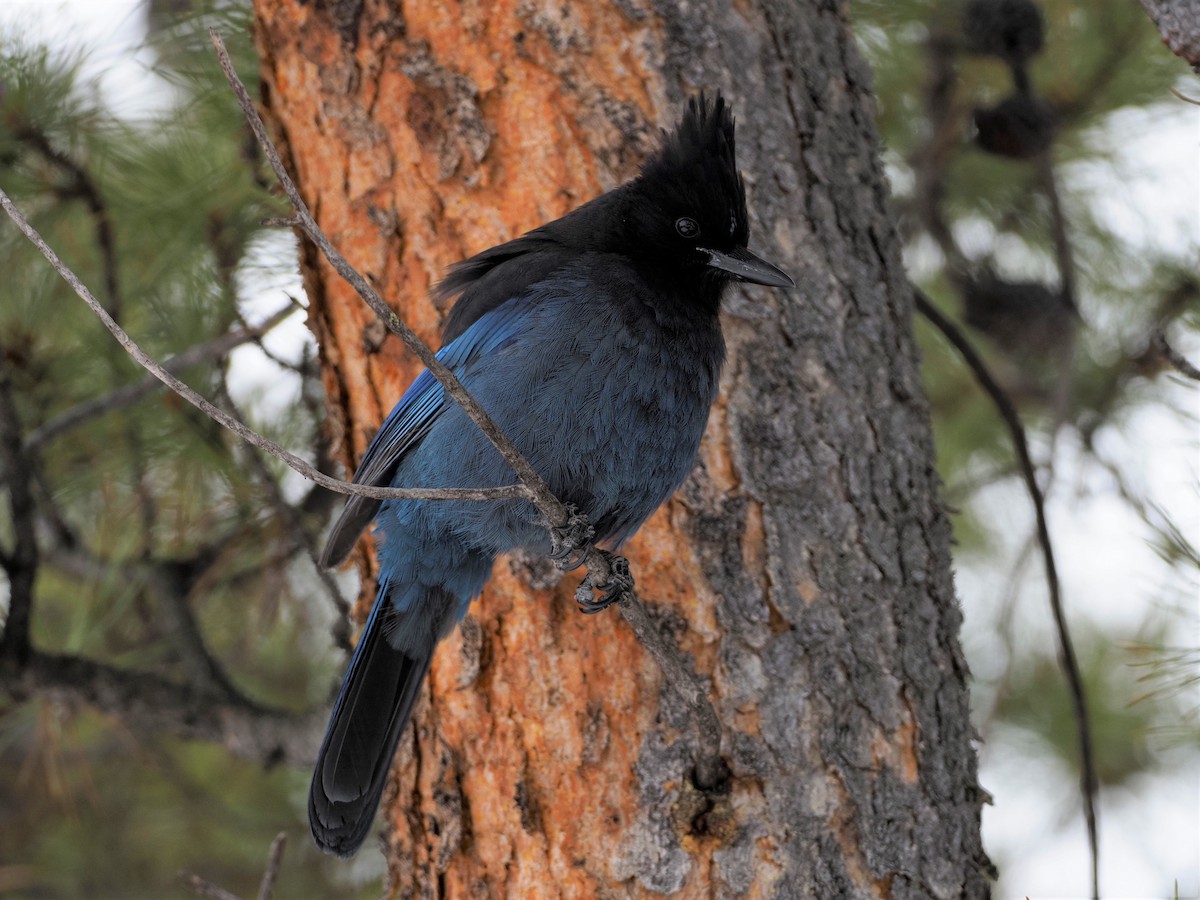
[702,246,795,288]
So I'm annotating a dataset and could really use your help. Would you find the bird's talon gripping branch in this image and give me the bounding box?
[575,551,634,614]
[549,504,596,570]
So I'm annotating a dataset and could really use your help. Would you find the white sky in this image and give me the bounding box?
[1,1,1197,897]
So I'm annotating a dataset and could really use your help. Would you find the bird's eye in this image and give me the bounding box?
[675,217,700,239]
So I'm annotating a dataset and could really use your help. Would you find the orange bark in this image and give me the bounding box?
[255,1,735,893]
[253,1,993,896]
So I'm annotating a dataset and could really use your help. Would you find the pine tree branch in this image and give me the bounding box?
[152,554,268,711]
[906,31,1096,888]
[232,293,313,375]
[0,354,38,667]
[17,124,168,541]
[29,455,81,549]
[25,304,297,452]
[209,33,562,523]
[1153,331,1200,381]
[16,125,122,321]
[1,649,323,767]
[41,539,293,711]
[0,187,527,506]
[913,287,1099,900]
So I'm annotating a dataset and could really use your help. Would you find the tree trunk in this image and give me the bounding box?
[1137,0,1200,67]
[253,0,992,896]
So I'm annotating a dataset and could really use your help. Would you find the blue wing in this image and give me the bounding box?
[320,297,533,566]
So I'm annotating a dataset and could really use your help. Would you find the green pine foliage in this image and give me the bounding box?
[0,0,1195,894]
[858,0,1198,892]
[0,3,376,896]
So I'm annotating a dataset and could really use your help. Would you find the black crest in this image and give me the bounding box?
[636,92,749,249]
[436,92,760,342]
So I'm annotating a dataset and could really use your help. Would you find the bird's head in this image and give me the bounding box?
[624,92,793,294]
[435,92,792,343]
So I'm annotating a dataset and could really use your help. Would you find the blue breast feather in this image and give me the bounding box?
[352,257,722,614]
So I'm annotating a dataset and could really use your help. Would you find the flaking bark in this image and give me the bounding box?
[253,0,992,895]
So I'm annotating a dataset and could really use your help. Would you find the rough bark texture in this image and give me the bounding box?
[1138,0,1200,67]
[253,0,992,896]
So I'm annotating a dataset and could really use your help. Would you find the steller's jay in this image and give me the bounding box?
[309,93,793,857]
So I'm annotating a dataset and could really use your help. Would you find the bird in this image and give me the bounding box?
[308,92,794,857]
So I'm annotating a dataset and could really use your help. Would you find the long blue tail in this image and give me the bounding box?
[308,588,436,857]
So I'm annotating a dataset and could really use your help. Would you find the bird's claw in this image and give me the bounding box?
[550,505,596,571]
[575,551,634,614]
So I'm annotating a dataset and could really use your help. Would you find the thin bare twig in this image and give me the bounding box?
[1086,443,1200,568]
[26,304,297,451]
[1078,279,1199,448]
[180,831,287,900]
[209,30,728,786]
[257,832,287,900]
[1153,331,1200,381]
[232,296,311,376]
[1169,86,1200,106]
[913,288,1099,900]
[0,186,527,506]
[209,35,561,521]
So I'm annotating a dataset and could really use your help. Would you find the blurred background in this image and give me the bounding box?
[0,0,1195,896]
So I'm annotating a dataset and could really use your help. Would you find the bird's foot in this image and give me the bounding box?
[550,505,596,571]
[575,550,634,614]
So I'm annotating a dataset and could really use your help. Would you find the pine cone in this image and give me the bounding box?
[973,93,1055,158]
